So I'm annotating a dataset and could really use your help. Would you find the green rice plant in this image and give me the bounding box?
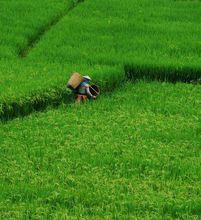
[0,0,201,119]
[0,0,75,58]
[1,1,200,218]
[1,82,201,218]
[125,63,201,83]
[0,64,122,121]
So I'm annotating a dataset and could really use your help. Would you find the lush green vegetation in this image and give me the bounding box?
[0,0,201,218]
[0,0,201,119]
[1,82,201,218]
[0,0,74,59]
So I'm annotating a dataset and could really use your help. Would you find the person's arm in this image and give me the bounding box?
[86,86,95,99]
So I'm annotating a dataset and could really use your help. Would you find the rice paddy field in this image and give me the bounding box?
[0,0,201,218]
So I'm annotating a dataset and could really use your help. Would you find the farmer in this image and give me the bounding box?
[75,75,96,103]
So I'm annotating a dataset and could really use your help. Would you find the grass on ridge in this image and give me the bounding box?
[0,0,201,120]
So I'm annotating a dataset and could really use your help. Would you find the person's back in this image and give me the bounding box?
[76,75,95,103]
[78,81,89,95]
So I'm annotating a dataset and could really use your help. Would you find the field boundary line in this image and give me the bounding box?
[125,64,201,84]
[1,64,201,122]
[18,0,85,58]
[0,76,123,122]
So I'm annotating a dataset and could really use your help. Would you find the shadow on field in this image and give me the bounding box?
[125,64,201,84]
[18,0,85,58]
[0,77,123,123]
[0,87,73,122]
[1,65,200,123]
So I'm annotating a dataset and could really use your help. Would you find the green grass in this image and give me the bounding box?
[0,0,201,119]
[0,0,201,218]
[1,82,201,218]
[0,0,74,59]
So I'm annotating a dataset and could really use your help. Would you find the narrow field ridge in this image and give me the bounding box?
[0,80,129,122]
[1,67,200,123]
[18,0,84,58]
[0,87,73,122]
[0,77,122,122]
[125,65,201,84]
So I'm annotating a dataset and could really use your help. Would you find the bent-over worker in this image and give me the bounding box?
[76,76,96,103]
